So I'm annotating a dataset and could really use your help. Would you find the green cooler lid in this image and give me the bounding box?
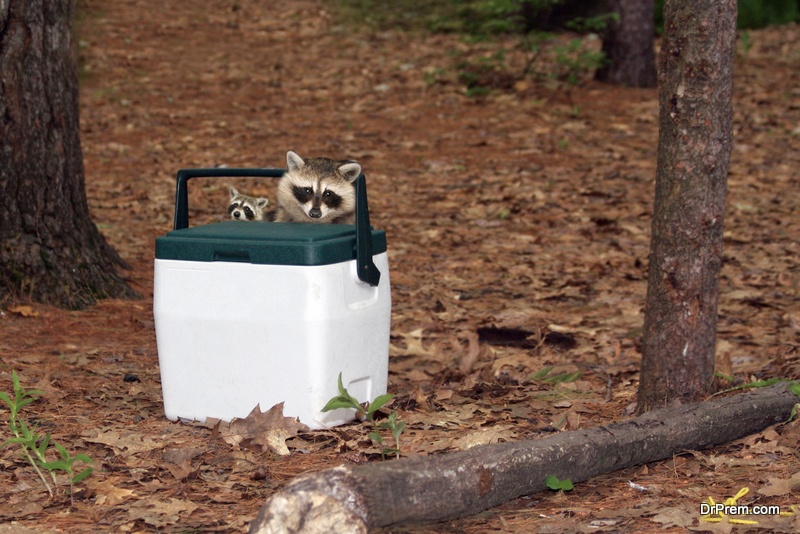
[156,221,387,266]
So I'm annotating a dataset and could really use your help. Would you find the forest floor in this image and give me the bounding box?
[2,0,800,532]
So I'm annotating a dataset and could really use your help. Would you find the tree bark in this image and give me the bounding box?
[249,384,798,533]
[595,0,657,87]
[0,0,137,309]
[637,0,737,412]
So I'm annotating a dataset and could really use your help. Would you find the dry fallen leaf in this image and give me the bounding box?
[757,472,800,497]
[91,480,136,506]
[162,447,206,480]
[6,305,39,318]
[127,498,199,528]
[82,429,164,457]
[217,403,308,456]
[452,426,516,450]
[650,504,697,528]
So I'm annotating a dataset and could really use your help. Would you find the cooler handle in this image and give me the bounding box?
[172,168,381,286]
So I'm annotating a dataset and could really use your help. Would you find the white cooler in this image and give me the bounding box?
[153,168,390,429]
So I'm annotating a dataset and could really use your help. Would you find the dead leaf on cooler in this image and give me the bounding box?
[215,403,308,456]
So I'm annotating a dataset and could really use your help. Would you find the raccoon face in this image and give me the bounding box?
[276,150,360,224]
[291,184,346,219]
[228,188,269,221]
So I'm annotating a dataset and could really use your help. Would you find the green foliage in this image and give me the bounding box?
[322,373,405,459]
[545,475,573,491]
[321,373,394,422]
[1,371,94,506]
[552,37,608,86]
[332,0,608,93]
[528,366,582,384]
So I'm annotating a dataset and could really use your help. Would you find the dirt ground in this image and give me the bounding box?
[1,0,800,532]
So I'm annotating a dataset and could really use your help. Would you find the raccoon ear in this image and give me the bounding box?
[286,150,305,171]
[338,162,361,183]
[257,198,269,209]
[230,187,239,200]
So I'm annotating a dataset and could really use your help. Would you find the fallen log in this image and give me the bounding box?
[249,382,799,534]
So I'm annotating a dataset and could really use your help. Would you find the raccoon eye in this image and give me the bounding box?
[323,190,332,198]
[244,207,253,216]
[231,202,239,208]
[304,187,313,195]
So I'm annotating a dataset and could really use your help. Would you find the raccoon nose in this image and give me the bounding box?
[309,208,322,218]
[233,211,241,219]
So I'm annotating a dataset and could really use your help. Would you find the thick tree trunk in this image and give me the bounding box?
[0,0,137,309]
[637,0,737,412]
[249,384,798,533]
[595,0,657,87]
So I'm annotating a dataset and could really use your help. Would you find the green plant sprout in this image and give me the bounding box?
[373,411,407,460]
[322,373,394,422]
[322,373,405,458]
[1,370,94,506]
[545,475,573,491]
[529,366,582,384]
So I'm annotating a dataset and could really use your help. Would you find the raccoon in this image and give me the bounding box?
[228,187,269,221]
[273,150,361,224]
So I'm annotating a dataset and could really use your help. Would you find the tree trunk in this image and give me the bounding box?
[0,0,137,309]
[248,384,798,533]
[637,0,737,412]
[595,0,657,87]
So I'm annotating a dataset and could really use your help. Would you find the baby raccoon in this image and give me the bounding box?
[273,150,361,224]
[228,187,269,221]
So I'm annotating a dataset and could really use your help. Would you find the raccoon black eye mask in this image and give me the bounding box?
[273,150,361,225]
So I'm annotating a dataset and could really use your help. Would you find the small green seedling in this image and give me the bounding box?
[1,370,94,506]
[321,373,394,422]
[323,373,405,459]
[545,475,573,491]
[529,366,582,384]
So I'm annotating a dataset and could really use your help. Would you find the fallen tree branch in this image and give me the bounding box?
[249,383,799,534]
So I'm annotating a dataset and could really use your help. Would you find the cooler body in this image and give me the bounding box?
[153,252,390,429]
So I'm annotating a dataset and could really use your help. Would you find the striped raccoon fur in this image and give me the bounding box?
[273,150,361,224]
[228,187,269,221]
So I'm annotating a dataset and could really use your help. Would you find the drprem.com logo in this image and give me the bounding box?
[700,503,781,516]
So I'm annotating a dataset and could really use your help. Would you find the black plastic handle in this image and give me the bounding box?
[171,168,381,286]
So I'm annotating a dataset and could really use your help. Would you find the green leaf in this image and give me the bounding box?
[39,460,70,472]
[0,391,11,407]
[36,433,52,459]
[368,431,383,444]
[72,467,94,484]
[391,421,407,441]
[366,394,394,415]
[529,367,554,381]
[542,371,582,384]
[545,475,573,491]
[72,453,94,464]
[54,442,70,461]
[321,396,361,413]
